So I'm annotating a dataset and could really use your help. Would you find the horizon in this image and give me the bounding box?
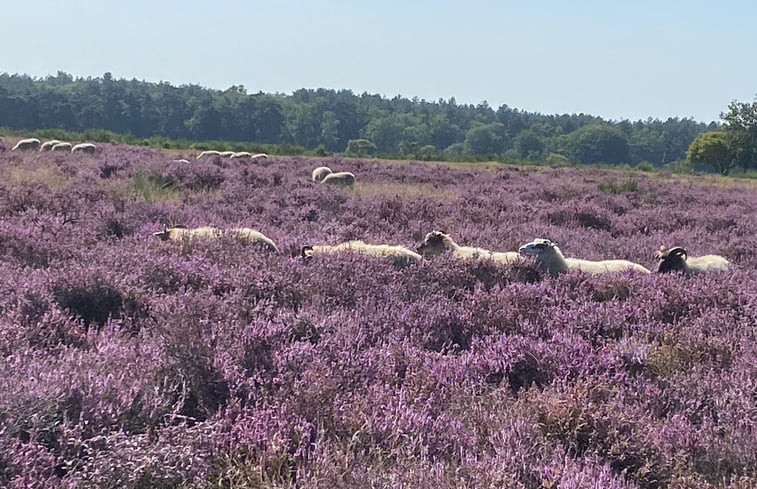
[2,1,755,123]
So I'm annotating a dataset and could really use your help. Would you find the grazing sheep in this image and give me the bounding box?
[39,140,62,151]
[51,142,73,152]
[251,153,269,160]
[219,151,235,157]
[416,230,519,265]
[230,151,253,159]
[654,246,730,275]
[172,158,191,163]
[321,171,356,187]
[153,225,278,252]
[71,143,97,154]
[302,240,421,268]
[518,238,650,277]
[12,138,41,151]
[197,150,221,159]
[228,227,279,252]
[153,225,221,242]
[312,166,333,182]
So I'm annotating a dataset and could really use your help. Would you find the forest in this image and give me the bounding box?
[0,71,723,167]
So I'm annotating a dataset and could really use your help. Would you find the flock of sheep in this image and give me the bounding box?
[154,223,731,277]
[11,137,97,154]
[7,138,730,277]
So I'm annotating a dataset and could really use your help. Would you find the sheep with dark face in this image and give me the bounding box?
[12,138,41,151]
[321,171,356,187]
[518,238,650,277]
[71,143,97,154]
[311,166,333,182]
[302,240,421,268]
[654,246,730,275]
[416,230,519,265]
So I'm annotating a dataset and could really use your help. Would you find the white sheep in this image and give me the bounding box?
[416,230,519,265]
[153,225,278,252]
[153,225,221,242]
[196,150,221,159]
[39,140,62,151]
[219,151,235,157]
[302,240,421,268]
[51,142,73,152]
[311,166,333,182]
[172,158,191,163]
[321,171,356,187]
[654,246,730,275]
[71,143,97,154]
[227,227,279,252]
[518,238,650,277]
[251,153,269,160]
[12,138,41,151]
[230,151,253,159]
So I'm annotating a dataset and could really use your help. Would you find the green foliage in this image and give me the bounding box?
[634,161,655,172]
[463,122,509,156]
[598,177,638,194]
[345,138,377,157]
[132,173,180,203]
[721,98,757,171]
[559,124,629,164]
[687,131,734,175]
[545,153,571,167]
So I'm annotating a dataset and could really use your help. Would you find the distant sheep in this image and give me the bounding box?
[416,230,519,265]
[153,225,278,252]
[252,153,269,160]
[518,238,650,277]
[39,140,62,151]
[71,143,97,154]
[654,246,730,275]
[197,150,221,159]
[230,151,253,159]
[219,151,235,157]
[172,158,191,163]
[302,240,421,268]
[12,138,41,151]
[51,142,73,152]
[312,166,333,182]
[321,171,356,187]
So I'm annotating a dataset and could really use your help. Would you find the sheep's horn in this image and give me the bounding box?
[301,245,314,258]
[669,247,687,259]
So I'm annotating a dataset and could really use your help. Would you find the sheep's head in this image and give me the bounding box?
[152,224,171,241]
[518,238,558,258]
[301,245,315,261]
[416,230,450,257]
[655,246,687,273]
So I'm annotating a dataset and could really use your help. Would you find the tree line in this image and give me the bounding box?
[0,71,743,169]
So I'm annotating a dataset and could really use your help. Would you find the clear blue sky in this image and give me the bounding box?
[3,0,755,122]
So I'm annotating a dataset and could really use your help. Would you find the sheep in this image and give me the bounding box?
[39,140,62,151]
[172,158,191,163]
[230,151,253,159]
[12,138,41,151]
[153,225,278,252]
[321,171,356,187]
[312,166,333,182]
[416,230,519,265]
[227,227,279,252]
[219,151,235,157]
[252,153,269,160]
[654,246,730,275]
[302,240,421,268]
[51,142,73,152]
[197,150,221,159]
[518,238,650,278]
[71,143,97,154]
[153,225,221,242]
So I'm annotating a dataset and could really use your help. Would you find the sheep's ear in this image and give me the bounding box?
[301,245,314,259]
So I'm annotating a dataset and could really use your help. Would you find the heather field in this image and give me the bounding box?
[0,144,755,489]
